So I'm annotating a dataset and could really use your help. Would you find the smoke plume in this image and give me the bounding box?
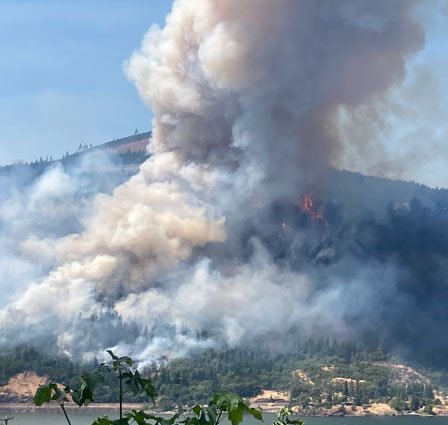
[2,0,439,364]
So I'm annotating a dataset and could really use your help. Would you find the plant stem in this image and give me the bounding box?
[60,403,73,425]
[215,410,223,425]
[119,368,123,422]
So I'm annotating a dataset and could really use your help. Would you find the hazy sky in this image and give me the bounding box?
[336,1,448,188]
[0,0,447,188]
[0,0,172,164]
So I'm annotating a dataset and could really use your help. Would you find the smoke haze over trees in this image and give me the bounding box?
[0,0,448,372]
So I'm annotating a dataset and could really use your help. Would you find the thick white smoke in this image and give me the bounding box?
[0,0,429,361]
[0,151,123,309]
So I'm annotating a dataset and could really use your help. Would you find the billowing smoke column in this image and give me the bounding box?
[0,0,429,362]
[129,0,424,200]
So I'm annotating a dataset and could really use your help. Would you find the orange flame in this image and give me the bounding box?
[301,194,324,221]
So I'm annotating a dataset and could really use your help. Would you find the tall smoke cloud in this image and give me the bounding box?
[1,0,438,363]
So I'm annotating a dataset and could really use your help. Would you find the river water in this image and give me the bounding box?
[4,412,448,425]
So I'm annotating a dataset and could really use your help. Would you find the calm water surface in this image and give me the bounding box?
[5,412,448,425]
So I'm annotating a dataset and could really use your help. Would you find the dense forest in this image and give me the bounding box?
[152,339,446,413]
[1,340,447,414]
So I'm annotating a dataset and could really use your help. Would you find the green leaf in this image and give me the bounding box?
[34,382,72,407]
[228,407,244,425]
[34,384,52,406]
[274,408,303,425]
[192,405,202,417]
[50,383,70,402]
[122,371,139,395]
[212,393,240,412]
[182,407,209,425]
[122,370,157,401]
[110,419,130,425]
[208,393,262,425]
[127,411,181,425]
[107,349,133,369]
[137,377,157,401]
[72,371,104,407]
[125,410,148,425]
[242,405,263,422]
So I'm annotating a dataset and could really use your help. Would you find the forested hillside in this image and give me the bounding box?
[153,339,446,413]
[1,341,447,414]
[0,131,151,185]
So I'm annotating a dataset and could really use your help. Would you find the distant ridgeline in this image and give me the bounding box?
[325,169,448,219]
[1,130,448,218]
[0,131,151,184]
[2,132,448,223]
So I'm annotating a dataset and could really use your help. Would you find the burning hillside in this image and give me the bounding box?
[1,0,447,368]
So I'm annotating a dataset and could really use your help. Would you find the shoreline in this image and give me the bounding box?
[0,402,447,417]
[0,402,146,414]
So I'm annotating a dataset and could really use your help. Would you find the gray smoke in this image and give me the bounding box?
[0,152,125,309]
[339,1,448,187]
[0,0,431,363]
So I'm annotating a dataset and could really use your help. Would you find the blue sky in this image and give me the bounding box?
[0,0,173,164]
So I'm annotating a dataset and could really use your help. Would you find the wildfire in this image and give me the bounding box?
[301,194,324,221]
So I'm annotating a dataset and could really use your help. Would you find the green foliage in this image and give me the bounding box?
[32,351,266,425]
[33,350,159,425]
[123,369,157,400]
[107,350,134,369]
[184,393,262,425]
[389,399,406,412]
[12,340,441,417]
[152,338,394,406]
[34,382,70,406]
[149,339,438,412]
[71,369,106,406]
[125,411,181,425]
[273,408,303,425]
[423,404,435,415]
[0,345,89,387]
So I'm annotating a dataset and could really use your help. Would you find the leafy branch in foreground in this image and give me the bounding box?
[34,382,73,425]
[34,350,297,425]
[106,349,157,423]
[34,350,156,425]
[185,393,263,425]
